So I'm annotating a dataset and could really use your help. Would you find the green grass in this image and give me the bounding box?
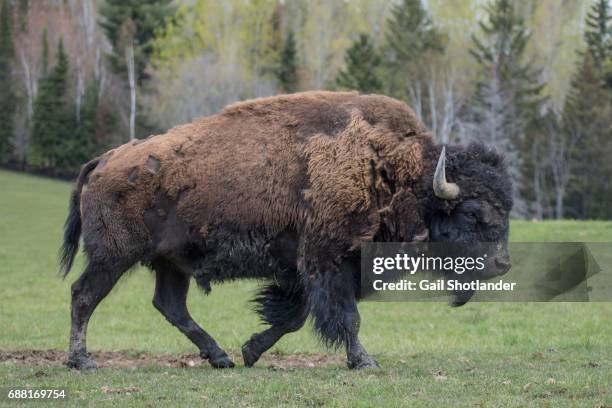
[0,169,610,407]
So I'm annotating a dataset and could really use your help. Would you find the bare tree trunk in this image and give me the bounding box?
[81,0,95,50]
[408,82,422,122]
[76,57,85,124]
[531,140,544,220]
[555,186,564,219]
[439,82,454,144]
[125,42,136,141]
[548,121,578,220]
[18,49,38,168]
[428,79,437,138]
[19,49,35,123]
[95,47,106,98]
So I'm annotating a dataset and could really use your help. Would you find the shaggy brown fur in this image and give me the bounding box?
[82,91,431,262]
[60,90,512,372]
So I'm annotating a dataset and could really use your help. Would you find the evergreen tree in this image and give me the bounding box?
[41,28,48,76]
[60,81,100,169]
[584,0,611,70]
[276,30,299,93]
[31,39,71,169]
[0,0,16,161]
[336,34,382,94]
[465,0,545,217]
[605,58,612,91]
[99,0,176,82]
[563,0,612,219]
[470,0,545,121]
[382,0,445,97]
[17,0,27,30]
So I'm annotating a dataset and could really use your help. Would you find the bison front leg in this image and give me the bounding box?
[343,310,380,369]
[152,261,234,368]
[308,259,380,370]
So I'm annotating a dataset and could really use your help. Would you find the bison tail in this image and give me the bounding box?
[251,283,306,328]
[59,158,100,277]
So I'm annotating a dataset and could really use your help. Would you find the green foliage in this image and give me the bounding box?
[240,0,279,79]
[584,0,611,70]
[31,39,104,172]
[336,34,382,93]
[0,0,15,161]
[470,0,545,123]
[2,0,610,220]
[276,31,299,93]
[70,82,101,167]
[382,0,445,97]
[605,58,612,91]
[31,39,72,170]
[17,0,27,30]
[466,0,546,216]
[380,0,447,132]
[99,0,176,82]
[563,0,612,220]
[40,27,48,76]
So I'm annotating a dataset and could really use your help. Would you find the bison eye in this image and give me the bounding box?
[464,211,478,222]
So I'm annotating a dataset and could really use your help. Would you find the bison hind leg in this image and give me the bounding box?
[242,282,308,367]
[68,256,135,371]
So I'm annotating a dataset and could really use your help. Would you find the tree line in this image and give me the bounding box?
[331,0,612,220]
[0,0,610,220]
[0,0,174,175]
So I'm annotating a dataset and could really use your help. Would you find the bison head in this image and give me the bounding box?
[426,143,513,306]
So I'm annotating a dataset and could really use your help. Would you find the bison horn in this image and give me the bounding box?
[433,146,460,200]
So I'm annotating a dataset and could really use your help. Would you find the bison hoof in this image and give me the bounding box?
[241,342,260,367]
[347,356,381,370]
[208,353,235,369]
[67,355,98,372]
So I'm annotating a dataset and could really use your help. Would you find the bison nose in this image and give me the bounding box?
[494,256,511,273]
[413,228,429,242]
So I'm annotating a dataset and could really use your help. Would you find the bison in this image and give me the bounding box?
[59,91,512,371]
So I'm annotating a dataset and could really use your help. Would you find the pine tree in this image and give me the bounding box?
[63,81,100,169]
[584,0,611,70]
[563,0,612,219]
[17,0,27,30]
[336,34,382,94]
[41,28,48,76]
[276,30,299,93]
[605,58,612,91]
[470,0,545,121]
[31,39,71,170]
[465,0,545,217]
[0,0,16,162]
[382,0,445,97]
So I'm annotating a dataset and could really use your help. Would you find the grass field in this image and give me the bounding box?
[0,169,610,407]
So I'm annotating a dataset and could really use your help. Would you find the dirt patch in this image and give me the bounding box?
[0,349,344,370]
